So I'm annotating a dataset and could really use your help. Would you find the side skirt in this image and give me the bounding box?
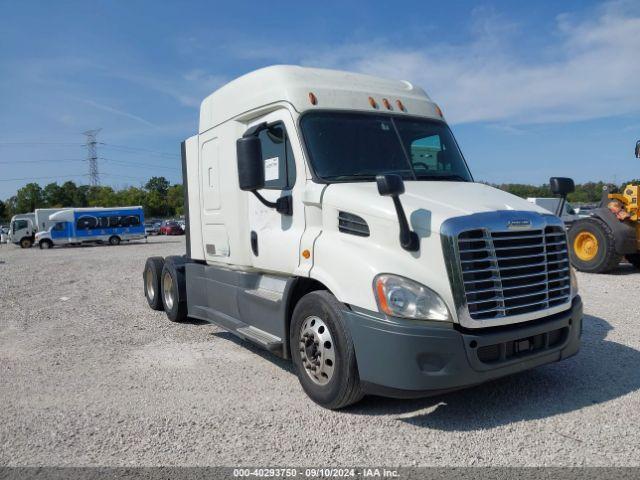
[185,262,296,357]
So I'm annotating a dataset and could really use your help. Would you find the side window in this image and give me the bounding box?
[53,222,65,231]
[77,216,97,230]
[128,215,141,226]
[258,123,296,190]
[15,220,28,231]
[98,217,109,228]
[109,216,120,228]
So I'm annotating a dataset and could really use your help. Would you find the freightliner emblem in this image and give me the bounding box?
[507,219,531,229]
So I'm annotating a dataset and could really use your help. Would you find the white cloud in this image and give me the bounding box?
[294,1,640,125]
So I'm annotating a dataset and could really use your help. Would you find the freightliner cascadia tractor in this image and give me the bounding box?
[143,66,582,409]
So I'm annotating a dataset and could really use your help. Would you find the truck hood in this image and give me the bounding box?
[322,181,550,234]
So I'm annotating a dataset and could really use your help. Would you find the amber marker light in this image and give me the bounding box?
[435,104,444,117]
[375,278,392,315]
[382,98,392,110]
[302,249,311,259]
[396,99,406,112]
[368,96,378,109]
[308,92,317,105]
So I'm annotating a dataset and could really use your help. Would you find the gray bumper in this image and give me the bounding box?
[343,296,582,398]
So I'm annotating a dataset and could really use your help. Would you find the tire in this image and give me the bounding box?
[108,235,121,246]
[20,237,33,249]
[39,239,53,249]
[568,218,621,273]
[290,291,363,409]
[161,260,187,322]
[626,253,640,269]
[143,257,165,310]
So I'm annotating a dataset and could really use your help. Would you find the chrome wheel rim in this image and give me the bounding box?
[145,268,155,300]
[299,316,335,385]
[162,271,174,310]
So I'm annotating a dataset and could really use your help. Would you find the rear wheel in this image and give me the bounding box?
[39,239,53,249]
[626,253,640,269]
[568,218,621,273]
[290,291,363,409]
[161,261,187,322]
[20,237,33,248]
[108,235,121,246]
[143,257,165,310]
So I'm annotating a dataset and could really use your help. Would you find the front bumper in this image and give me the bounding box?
[344,296,583,398]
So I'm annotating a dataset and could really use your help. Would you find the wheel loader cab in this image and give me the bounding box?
[144,65,583,409]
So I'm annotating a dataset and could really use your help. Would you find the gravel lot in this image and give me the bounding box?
[1,236,639,467]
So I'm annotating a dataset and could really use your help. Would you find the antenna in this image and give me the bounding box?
[83,129,101,186]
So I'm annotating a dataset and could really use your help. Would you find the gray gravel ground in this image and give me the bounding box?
[0,236,639,467]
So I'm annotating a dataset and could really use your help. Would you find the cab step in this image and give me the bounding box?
[236,326,282,352]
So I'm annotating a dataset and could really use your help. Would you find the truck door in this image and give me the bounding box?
[51,222,72,244]
[11,219,32,242]
[246,110,306,274]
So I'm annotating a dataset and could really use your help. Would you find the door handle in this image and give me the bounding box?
[250,231,258,256]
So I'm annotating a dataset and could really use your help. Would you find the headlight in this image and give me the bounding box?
[570,266,579,298]
[374,274,451,321]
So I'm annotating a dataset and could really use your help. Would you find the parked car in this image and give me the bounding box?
[145,222,160,236]
[159,221,184,235]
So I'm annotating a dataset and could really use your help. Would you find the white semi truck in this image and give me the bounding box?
[143,66,582,409]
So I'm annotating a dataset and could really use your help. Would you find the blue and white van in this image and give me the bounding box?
[35,206,146,249]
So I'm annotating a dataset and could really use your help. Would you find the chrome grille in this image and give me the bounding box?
[457,226,571,320]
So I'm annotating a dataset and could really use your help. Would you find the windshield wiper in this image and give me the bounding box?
[414,173,469,182]
[325,170,412,181]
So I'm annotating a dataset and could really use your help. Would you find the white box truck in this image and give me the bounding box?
[526,197,580,225]
[143,66,582,409]
[8,213,36,248]
[34,208,66,233]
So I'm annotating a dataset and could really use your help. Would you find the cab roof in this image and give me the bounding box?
[198,65,442,133]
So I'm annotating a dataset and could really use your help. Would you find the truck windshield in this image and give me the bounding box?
[300,112,472,182]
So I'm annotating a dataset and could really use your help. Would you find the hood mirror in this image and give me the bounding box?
[549,177,575,218]
[376,174,419,252]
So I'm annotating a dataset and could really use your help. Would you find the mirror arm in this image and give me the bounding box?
[555,196,566,217]
[251,190,293,216]
[391,196,419,252]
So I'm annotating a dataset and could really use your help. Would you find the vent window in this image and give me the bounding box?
[338,212,370,237]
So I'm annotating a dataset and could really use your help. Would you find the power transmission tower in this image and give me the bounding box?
[83,129,102,186]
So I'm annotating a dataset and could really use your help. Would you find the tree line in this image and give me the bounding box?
[0,176,183,221]
[491,179,640,204]
[2,176,639,222]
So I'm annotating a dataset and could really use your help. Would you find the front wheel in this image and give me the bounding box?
[20,237,33,248]
[568,218,621,273]
[39,239,53,249]
[290,291,363,409]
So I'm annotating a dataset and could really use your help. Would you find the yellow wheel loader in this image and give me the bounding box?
[566,140,640,273]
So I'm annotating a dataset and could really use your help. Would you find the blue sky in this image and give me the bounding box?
[1,0,640,199]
